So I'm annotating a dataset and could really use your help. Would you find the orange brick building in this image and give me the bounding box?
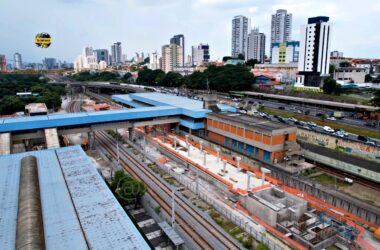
[206,112,297,163]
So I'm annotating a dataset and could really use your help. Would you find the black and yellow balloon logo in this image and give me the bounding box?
[34,33,52,48]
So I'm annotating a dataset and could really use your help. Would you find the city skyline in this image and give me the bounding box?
[1,0,379,62]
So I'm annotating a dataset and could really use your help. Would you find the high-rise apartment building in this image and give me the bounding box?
[13,53,22,69]
[271,41,300,64]
[297,16,332,87]
[170,35,185,67]
[246,28,266,63]
[161,44,183,73]
[231,15,250,59]
[43,58,57,69]
[271,9,292,44]
[149,51,159,70]
[94,49,109,64]
[111,42,122,65]
[0,55,6,71]
[192,44,210,66]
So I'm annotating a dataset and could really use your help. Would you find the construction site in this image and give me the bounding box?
[1,90,380,250]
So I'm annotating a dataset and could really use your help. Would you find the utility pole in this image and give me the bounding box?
[171,187,176,229]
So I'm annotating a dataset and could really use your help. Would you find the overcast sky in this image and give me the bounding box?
[1,0,379,64]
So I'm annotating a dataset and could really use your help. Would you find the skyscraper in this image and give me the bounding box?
[43,58,57,69]
[170,35,185,66]
[161,44,183,73]
[297,16,332,87]
[231,15,250,59]
[0,55,6,71]
[111,42,122,65]
[149,51,159,70]
[246,28,266,63]
[13,53,22,69]
[94,49,109,64]
[271,9,292,44]
[192,44,210,66]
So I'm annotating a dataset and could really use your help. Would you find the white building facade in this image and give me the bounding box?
[231,15,250,58]
[192,44,210,66]
[271,9,292,44]
[246,28,266,63]
[296,16,332,87]
[161,44,183,73]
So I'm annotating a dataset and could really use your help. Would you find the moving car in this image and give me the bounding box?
[323,126,334,133]
[327,116,337,121]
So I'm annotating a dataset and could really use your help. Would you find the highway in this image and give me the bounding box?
[95,131,242,250]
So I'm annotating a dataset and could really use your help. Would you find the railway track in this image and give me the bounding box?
[315,163,380,192]
[65,96,82,113]
[96,131,241,250]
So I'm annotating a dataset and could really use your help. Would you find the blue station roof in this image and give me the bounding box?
[0,146,150,250]
[126,93,210,119]
[0,106,181,133]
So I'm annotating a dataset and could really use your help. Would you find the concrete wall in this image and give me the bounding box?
[297,129,380,163]
[246,196,278,226]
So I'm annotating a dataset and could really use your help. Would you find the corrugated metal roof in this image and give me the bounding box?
[0,146,150,250]
[0,106,182,132]
[128,93,210,118]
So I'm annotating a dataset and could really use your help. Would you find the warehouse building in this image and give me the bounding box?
[0,146,150,250]
[206,112,302,164]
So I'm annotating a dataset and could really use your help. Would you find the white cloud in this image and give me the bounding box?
[0,0,378,62]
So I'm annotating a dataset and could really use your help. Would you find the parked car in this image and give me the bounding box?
[323,126,334,133]
[307,122,317,127]
[316,113,324,117]
[288,117,298,122]
[327,116,337,121]
[334,132,345,137]
[278,106,285,110]
[334,129,348,137]
[357,135,368,142]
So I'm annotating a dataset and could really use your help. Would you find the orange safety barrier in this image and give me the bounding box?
[159,157,168,164]
[250,183,272,193]
[235,202,307,250]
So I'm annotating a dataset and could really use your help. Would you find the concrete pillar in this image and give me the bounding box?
[246,172,256,192]
[216,148,220,162]
[222,160,227,175]
[187,144,190,157]
[88,131,95,150]
[174,138,177,150]
[185,134,189,144]
[199,140,203,152]
[203,151,206,166]
[236,156,241,173]
[261,167,271,186]
[128,127,133,141]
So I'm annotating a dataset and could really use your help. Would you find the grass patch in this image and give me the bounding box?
[311,173,349,187]
[260,107,380,140]
[208,209,253,249]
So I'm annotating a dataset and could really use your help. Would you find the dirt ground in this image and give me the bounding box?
[339,183,380,208]
[87,149,114,181]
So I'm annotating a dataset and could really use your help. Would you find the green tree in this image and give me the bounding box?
[158,72,183,87]
[371,89,380,107]
[237,53,245,60]
[222,56,232,62]
[246,59,259,67]
[110,170,147,207]
[323,77,338,94]
[257,242,270,250]
[339,61,352,67]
